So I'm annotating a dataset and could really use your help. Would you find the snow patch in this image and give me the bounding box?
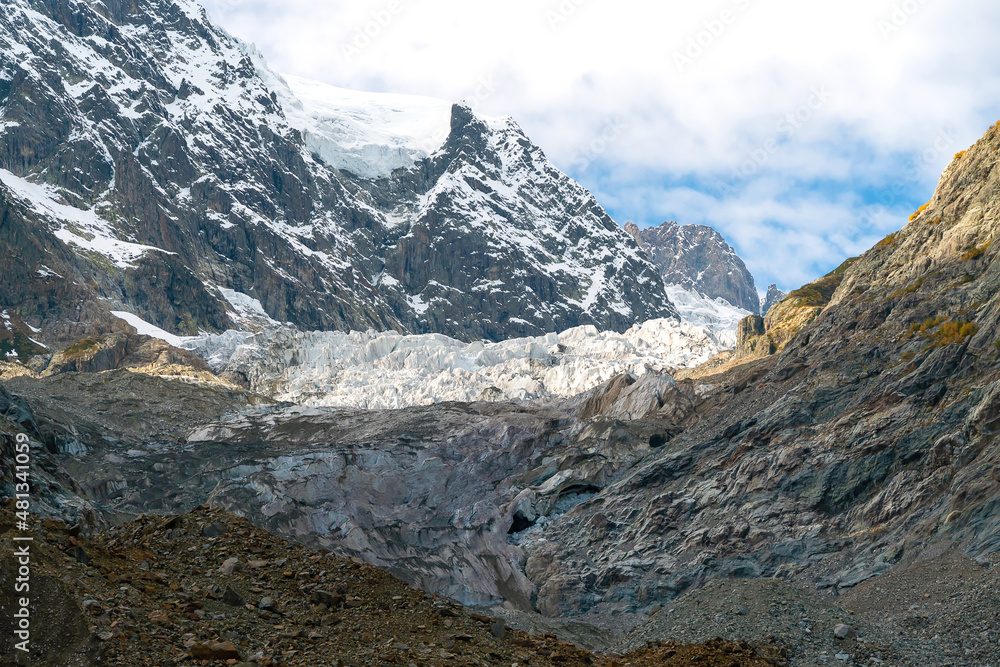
[0,169,171,269]
[36,265,63,278]
[407,293,430,315]
[110,311,192,348]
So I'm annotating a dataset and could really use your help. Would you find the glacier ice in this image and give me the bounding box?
[183,319,728,410]
[279,74,455,179]
[664,284,751,348]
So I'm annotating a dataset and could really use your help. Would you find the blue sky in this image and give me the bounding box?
[200,0,1000,292]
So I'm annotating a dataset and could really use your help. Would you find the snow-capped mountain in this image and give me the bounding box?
[0,0,676,347]
[625,221,761,315]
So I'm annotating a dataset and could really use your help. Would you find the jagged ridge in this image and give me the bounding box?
[0,0,677,347]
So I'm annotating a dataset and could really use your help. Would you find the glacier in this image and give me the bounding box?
[664,284,752,348]
[182,319,727,410]
[279,74,455,179]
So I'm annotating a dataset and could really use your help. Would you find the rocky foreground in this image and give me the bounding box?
[4,506,998,667]
[0,505,788,667]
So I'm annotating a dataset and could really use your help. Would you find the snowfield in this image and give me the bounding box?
[280,74,454,179]
[182,319,727,410]
[110,311,192,348]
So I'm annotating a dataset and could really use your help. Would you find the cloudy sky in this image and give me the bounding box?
[201,0,1000,291]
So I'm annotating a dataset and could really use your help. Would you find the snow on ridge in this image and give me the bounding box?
[182,318,727,411]
[279,74,454,179]
[110,311,193,348]
[0,169,172,269]
[5,0,676,338]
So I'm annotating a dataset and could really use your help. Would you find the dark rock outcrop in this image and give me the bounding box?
[625,221,760,314]
[40,332,210,376]
[761,283,786,315]
[735,314,773,359]
[0,382,100,531]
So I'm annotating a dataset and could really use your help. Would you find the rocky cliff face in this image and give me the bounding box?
[521,122,1000,620]
[625,221,760,314]
[738,258,857,358]
[0,0,676,347]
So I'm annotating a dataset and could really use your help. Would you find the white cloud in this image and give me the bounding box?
[201,0,1000,290]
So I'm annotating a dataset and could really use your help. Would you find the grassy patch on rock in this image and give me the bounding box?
[961,240,992,261]
[62,338,102,359]
[911,319,979,349]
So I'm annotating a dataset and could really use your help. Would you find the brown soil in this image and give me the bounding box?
[0,505,787,666]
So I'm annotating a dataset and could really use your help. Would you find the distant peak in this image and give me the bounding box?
[629,221,760,315]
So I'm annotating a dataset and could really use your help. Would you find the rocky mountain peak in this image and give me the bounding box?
[626,220,761,315]
[831,123,999,313]
[761,283,786,315]
[0,0,677,348]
